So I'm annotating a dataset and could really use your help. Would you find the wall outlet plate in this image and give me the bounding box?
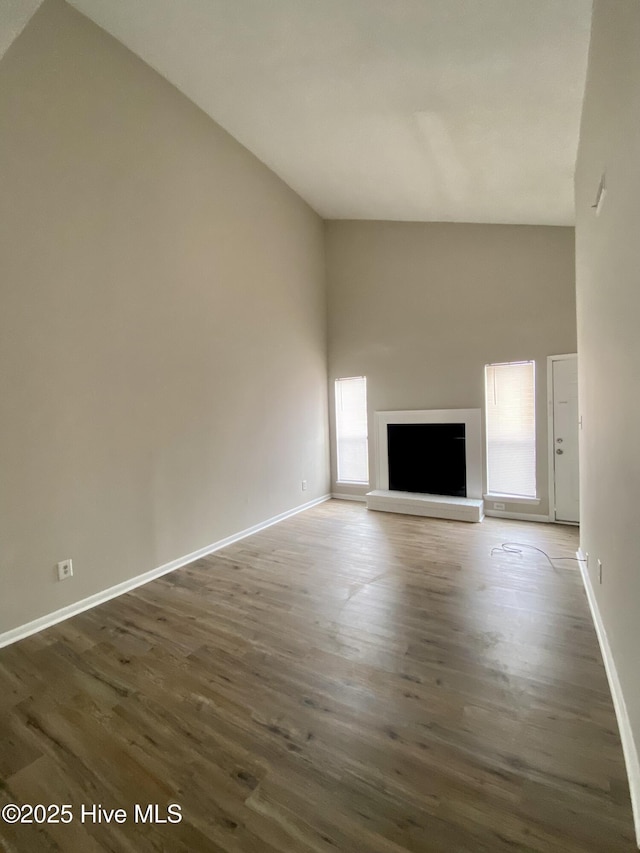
[302,480,308,491]
[57,559,73,581]
[493,501,506,511]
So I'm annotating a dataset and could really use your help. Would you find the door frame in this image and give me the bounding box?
[547,353,579,524]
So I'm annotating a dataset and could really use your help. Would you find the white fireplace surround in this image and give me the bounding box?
[374,408,482,496]
[367,408,484,522]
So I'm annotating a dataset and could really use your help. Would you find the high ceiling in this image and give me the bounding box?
[0,0,44,59]
[5,0,592,224]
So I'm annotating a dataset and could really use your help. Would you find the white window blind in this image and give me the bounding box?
[335,377,369,484]
[485,361,536,498]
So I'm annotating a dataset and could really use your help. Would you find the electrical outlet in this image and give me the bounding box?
[598,559,602,584]
[301,480,308,491]
[57,559,73,581]
[493,502,505,511]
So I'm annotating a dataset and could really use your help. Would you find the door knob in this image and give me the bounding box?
[556,448,564,455]
[556,437,563,443]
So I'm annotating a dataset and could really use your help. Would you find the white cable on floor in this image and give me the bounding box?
[490,542,585,570]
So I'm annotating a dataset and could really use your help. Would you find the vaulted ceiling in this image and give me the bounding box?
[0,0,44,59]
[3,0,592,224]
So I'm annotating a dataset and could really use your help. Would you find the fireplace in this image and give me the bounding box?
[387,422,466,497]
[367,408,483,522]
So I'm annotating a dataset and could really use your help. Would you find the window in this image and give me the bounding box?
[485,361,536,498]
[335,377,369,483]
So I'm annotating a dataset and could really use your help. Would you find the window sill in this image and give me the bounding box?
[484,493,540,505]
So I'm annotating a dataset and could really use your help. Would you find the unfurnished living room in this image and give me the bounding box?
[1,1,639,851]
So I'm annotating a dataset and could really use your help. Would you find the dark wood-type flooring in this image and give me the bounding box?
[0,500,636,852]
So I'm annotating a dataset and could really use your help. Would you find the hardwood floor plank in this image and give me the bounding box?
[0,501,636,850]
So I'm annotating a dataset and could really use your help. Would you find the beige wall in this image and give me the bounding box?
[326,221,577,513]
[575,0,640,831]
[0,0,329,634]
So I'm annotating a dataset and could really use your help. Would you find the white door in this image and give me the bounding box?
[549,355,579,523]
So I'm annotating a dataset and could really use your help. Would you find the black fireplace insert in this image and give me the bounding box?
[387,422,466,497]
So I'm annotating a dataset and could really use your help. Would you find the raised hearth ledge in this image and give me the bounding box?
[366,490,484,523]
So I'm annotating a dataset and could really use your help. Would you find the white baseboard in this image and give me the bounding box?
[0,494,331,650]
[331,492,367,502]
[484,509,550,523]
[577,548,640,847]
